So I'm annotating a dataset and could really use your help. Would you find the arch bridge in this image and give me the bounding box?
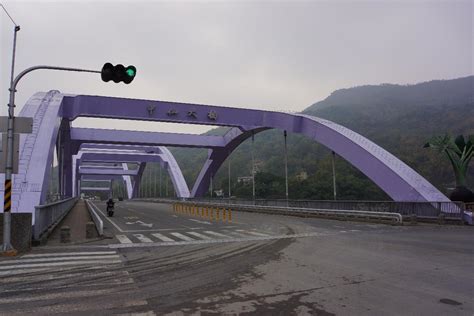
[0,90,449,224]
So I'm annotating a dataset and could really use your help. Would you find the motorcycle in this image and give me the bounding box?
[106,199,115,217]
[107,206,114,217]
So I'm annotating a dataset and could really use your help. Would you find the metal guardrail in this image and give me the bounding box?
[85,200,103,236]
[141,198,403,224]
[185,198,466,220]
[33,197,78,240]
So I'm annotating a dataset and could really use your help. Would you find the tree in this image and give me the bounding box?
[424,134,474,201]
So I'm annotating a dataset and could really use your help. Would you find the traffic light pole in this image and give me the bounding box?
[2,64,100,255]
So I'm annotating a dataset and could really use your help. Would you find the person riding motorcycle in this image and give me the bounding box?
[106,198,115,217]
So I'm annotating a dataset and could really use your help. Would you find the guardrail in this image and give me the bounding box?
[141,198,403,224]
[85,200,104,236]
[33,197,78,241]
[184,198,466,222]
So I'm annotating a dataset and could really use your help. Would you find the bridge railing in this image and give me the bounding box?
[157,198,466,222]
[33,197,78,241]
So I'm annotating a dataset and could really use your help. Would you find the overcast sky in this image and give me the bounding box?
[1,0,472,134]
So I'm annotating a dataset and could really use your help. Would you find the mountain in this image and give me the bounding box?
[169,76,474,200]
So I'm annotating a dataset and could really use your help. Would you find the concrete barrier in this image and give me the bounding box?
[0,213,32,253]
[85,200,103,236]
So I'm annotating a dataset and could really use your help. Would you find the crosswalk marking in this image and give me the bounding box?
[0,259,122,271]
[116,235,133,244]
[22,251,117,258]
[0,250,122,276]
[0,254,120,265]
[133,234,153,243]
[203,231,232,238]
[113,229,277,245]
[236,229,270,237]
[151,233,174,242]
[170,232,195,241]
[187,232,212,240]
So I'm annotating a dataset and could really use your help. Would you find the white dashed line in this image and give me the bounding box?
[151,233,174,242]
[116,235,133,244]
[132,234,153,243]
[170,232,195,241]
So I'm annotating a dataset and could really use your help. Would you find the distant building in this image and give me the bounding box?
[295,171,308,182]
[237,176,253,184]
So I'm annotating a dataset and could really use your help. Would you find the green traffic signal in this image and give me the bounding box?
[126,68,135,77]
[101,63,136,84]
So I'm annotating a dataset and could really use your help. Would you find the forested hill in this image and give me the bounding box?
[170,76,474,200]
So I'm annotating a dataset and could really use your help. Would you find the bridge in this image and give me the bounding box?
[1,90,451,224]
[1,90,472,315]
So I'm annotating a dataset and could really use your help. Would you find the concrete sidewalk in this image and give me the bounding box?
[47,199,99,245]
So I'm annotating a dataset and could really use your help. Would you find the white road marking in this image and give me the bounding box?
[0,255,120,265]
[90,202,124,232]
[170,232,195,241]
[151,233,174,242]
[188,219,212,225]
[133,234,153,243]
[125,220,153,228]
[187,232,212,240]
[203,231,232,238]
[116,234,133,244]
[109,231,336,249]
[222,230,248,237]
[22,251,117,258]
[0,259,122,271]
[236,230,270,237]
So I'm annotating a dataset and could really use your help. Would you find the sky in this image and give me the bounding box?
[1,0,473,134]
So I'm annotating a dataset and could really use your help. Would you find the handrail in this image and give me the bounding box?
[36,197,77,209]
[33,197,78,240]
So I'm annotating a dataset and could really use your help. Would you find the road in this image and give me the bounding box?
[0,200,473,315]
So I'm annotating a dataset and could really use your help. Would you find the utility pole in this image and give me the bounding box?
[332,151,337,200]
[284,130,289,207]
[2,4,20,254]
[210,172,213,199]
[159,164,162,197]
[251,132,255,204]
[228,152,231,199]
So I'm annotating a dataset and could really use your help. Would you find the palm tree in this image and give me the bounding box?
[424,134,474,202]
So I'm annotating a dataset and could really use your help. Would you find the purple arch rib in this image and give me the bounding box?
[60,94,448,202]
[74,148,190,198]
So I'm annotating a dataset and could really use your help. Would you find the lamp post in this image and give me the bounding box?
[2,65,135,255]
[284,130,289,207]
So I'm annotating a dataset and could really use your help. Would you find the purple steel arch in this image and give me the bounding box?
[1,91,451,226]
[61,94,449,202]
[74,148,190,198]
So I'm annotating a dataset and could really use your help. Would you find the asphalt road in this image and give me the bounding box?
[0,200,472,315]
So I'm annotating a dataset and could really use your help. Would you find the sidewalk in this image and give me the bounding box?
[47,199,99,245]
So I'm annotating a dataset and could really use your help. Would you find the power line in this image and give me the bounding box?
[0,3,18,26]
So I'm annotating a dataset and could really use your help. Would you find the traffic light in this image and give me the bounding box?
[101,63,136,84]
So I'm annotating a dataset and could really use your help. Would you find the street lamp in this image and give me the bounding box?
[2,61,137,255]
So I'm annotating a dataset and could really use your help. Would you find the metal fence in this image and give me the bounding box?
[184,198,466,220]
[33,197,78,240]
